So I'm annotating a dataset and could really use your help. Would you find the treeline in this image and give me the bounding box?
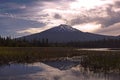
[0,36,49,47]
[66,39,120,48]
[0,36,120,48]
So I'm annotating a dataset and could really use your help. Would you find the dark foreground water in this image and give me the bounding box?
[0,60,120,80]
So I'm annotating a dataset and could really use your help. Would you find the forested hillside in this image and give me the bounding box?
[0,36,120,48]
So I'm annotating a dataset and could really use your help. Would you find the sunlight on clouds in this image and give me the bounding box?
[17,22,102,34]
[11,0,119,36]
[112,8,120,12]
[0,0,119,37]
[17,0,118,35]
[18,28,43,34]
[70,0,113,10]
[73,23,102,32]
[17,26,51,34]
[37,0,113,28]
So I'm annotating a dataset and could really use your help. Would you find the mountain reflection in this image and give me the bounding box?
[0,61,120,80]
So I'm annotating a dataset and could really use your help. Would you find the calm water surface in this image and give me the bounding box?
[0,59,120,80]
[77,48,120,51]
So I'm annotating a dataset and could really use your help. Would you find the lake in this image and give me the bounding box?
[77,48,120,51]
[0,58,120,80]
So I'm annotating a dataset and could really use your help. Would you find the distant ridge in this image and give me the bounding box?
[20,24,115,43]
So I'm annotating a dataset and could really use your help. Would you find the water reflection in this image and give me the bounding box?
[43,60,80,70]
[0,61,120,80]
[77,48,120,51]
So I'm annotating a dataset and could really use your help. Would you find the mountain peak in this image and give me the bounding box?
[53,24,77,32]
[58,24,71,27]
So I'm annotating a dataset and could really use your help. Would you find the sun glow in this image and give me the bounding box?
[73,23,102,32]
[17,26,52,34]
[70,0,112,10]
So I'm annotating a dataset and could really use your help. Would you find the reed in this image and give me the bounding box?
[0,47,78,65]
[0,47,120,73]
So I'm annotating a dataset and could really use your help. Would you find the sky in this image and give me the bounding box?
[0,0,120,37]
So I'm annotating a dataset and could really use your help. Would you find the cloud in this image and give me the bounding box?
[17,26,51,34]
[96,22,120,36]
[0,0,120,37]
[73,22,102,32]
[69,2,120,29]
[0,16,46,37]
[115,1,120,8]
[54,13,62,19]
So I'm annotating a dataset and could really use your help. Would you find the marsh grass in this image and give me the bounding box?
[81,51,120,73]
[0,47,120,73]
[0,47,79,65]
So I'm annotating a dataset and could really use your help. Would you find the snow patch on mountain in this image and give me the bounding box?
[52,24,78,32]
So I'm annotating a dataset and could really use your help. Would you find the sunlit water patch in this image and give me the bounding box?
[77,48,120,51]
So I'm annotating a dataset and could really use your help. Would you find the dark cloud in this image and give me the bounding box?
[0,1,33,13]
[101,8,120,27]
[115,1,120,8]
[0,16,46,37]
[0,0,37,4]
[0,0,60,15]
[54,13,62,19]
[0,0,61,4]
[0,16,45,28]
[70,15,89,25]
